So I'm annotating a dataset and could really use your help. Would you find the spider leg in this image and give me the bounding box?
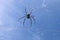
[23,18,26,26]
[25,8,27,14]
[30,9,33,14]
[18,16,25,22]
[30,18,32,26]
[31,16,36,24]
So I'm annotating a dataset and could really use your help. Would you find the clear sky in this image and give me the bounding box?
[0,0,60,40]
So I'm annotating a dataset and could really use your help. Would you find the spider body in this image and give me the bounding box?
[18,8,36,26]
[26,14,31,19]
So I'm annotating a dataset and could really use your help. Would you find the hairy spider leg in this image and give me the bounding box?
[31,16,36,24]
[30,18,32,26]
[18,16,25,22]
[23,18,26,26]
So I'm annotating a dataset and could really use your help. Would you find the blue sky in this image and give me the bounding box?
[0,0,60,40]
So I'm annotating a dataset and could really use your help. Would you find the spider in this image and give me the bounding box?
[18,8,36,26]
